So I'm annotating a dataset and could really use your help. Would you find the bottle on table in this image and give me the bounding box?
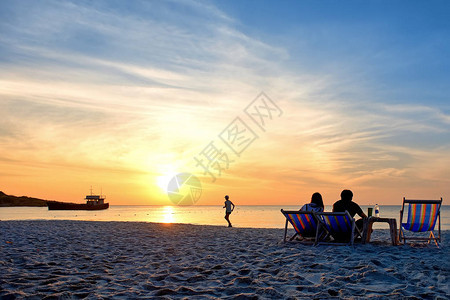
[374,204,380,217]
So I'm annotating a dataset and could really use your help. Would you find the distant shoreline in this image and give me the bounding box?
[0,191,55,207]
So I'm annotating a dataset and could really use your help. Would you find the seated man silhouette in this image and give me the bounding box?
[332,189,367,240]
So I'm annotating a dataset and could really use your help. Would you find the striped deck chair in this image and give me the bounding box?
[399,198,442,247]
[281,209,320,243]
[315,211,362,246]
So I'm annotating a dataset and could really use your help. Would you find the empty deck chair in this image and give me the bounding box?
[399,198,442,247]
[281,210,320,243]
[315,211,362,246]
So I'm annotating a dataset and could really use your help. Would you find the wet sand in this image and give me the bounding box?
[1,220,448,299]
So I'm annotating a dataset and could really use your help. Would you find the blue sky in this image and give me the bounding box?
[216,0,450,105]
[0,0,449,204]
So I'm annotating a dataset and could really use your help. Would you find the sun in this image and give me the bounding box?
[156,165,179,193]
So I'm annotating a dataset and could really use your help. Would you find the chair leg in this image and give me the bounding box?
[283,219,288,242]
[399,228,405,245]
[430,232,439,248]
[350,222,355,246]
[314,224,320,246]
[314,224,324,246]
[289,233,299,241]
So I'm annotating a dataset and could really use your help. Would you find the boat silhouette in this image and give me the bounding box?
[47,188,109,210]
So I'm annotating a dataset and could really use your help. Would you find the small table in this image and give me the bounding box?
[362,217,399,246]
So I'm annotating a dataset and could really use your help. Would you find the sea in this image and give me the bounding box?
[1,205,450,230]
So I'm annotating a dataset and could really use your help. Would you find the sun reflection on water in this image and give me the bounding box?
[162,206,175,223]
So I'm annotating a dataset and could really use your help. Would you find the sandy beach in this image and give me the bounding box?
[1,220,448,299]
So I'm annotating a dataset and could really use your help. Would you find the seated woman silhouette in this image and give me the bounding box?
[300,192,324,213]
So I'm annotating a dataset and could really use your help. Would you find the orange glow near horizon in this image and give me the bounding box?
[1,123,449,207]
[1,129,449,207]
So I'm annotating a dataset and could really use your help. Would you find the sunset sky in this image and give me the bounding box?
[1,0,449,206]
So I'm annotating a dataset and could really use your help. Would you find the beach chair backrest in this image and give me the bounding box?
[403,199,442,232]
[282,211,318,235]
[317,212,353,233]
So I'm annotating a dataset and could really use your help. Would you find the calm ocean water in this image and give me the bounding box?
[1,205,450,230]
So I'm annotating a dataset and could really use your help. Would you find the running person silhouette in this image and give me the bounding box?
[223,195,235,227]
